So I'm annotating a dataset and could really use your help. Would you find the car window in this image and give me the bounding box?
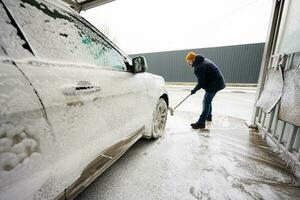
[0,2,32,58]
[2,0,126,70]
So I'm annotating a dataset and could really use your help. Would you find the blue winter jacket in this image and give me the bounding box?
[191,55,226,93]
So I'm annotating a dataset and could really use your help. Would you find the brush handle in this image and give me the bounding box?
[174,94,191,110]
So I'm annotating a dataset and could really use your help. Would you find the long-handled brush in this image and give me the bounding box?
[169,94,191,116]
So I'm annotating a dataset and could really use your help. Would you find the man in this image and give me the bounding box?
[185,52,225,129]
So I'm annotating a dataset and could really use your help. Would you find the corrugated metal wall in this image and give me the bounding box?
[130,43,264,83]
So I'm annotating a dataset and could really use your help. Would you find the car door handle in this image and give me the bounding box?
[63,83,101,96]
[74,85,101,94]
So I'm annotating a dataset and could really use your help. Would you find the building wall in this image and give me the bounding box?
[130,43,264,83]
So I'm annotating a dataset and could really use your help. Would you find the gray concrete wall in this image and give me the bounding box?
[130,43,264,83]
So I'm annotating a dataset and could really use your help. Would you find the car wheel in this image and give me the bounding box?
[152,98,168,139]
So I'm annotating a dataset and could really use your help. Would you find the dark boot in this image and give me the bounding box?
[206,116,212,122]
[191,123,205,129]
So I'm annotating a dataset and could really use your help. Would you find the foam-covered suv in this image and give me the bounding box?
[0,0,168,199]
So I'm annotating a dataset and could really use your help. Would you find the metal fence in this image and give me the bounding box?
[130,43,264,83]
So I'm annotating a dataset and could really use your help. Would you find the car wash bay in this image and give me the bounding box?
[76,86,300,200]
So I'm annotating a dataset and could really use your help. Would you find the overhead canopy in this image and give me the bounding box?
[62,0,115,12]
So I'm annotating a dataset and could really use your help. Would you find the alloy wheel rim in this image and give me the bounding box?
[153,102,167,135]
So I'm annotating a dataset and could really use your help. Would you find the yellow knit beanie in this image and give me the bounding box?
[185,52,197,61]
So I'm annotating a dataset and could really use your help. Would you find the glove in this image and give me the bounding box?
[191,90,196,95]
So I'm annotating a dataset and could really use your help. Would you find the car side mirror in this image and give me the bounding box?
[131,56,148,73]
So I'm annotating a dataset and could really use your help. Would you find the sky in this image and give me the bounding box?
[81,0,273,54]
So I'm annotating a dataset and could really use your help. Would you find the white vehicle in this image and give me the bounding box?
[0,0,168,199]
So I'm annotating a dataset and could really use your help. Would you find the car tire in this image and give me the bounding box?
[152,98,168,139]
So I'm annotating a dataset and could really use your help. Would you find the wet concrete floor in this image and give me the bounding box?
[76,87,300,200]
